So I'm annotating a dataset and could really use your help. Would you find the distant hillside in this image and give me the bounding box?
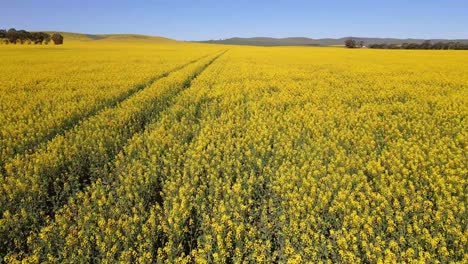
[198,37,468,47]
[45,32,177,43]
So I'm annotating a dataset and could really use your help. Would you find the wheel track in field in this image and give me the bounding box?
[0,50,228,260]
[0,55,208,175]
[41,50,228,220]
[43,49,228,219]
[54,50,227,200]
[21,50,229,262]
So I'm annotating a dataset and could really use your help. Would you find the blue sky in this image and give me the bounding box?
[1,0,467,40]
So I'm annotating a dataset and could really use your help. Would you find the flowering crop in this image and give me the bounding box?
[0,42,216,167]
[1,44,467,263]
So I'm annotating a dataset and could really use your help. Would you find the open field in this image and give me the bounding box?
[0,38,467,263]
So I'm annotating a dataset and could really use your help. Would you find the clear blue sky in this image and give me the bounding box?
[1,0,467,40]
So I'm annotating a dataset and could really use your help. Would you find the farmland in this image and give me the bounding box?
[0,37,467,263]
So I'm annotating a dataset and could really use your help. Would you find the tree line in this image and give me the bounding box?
[345,39,468,50]
[0,28,63,45]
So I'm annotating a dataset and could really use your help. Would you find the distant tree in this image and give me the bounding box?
[52,33,64,45]
[7,28,18,44]
[359,41,364,48]
[447,42,458,50]
[0,29,6,38]
[44,33,51,44]
[406,43,420,49]
[378,44,388,49]
[31,32,41,44]
[31,32,50,44]
[43,33,51,44]
[17,30,31,44]
[420,40,432,49]
[432,42,445,50]
[345,39,357,48]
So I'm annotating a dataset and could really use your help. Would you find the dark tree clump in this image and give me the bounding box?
[52,33,64,45]
[0,28,58,45]
[31,32,51,44]
[420,40,432,49]
[368,40,468,50]
[345,39,357,48]
[6,28,18,44]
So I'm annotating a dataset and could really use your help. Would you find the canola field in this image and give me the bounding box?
[0,39,467,263]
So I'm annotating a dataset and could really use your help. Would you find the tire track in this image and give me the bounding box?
[0,55,207,174]
[17,50,228,262]
[0,51,226,260]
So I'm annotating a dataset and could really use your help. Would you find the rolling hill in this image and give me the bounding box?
[198,37,468,46]
[44,32,177,43]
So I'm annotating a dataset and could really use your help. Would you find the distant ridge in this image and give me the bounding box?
[44,31,177,43]
[198,37,468,46]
